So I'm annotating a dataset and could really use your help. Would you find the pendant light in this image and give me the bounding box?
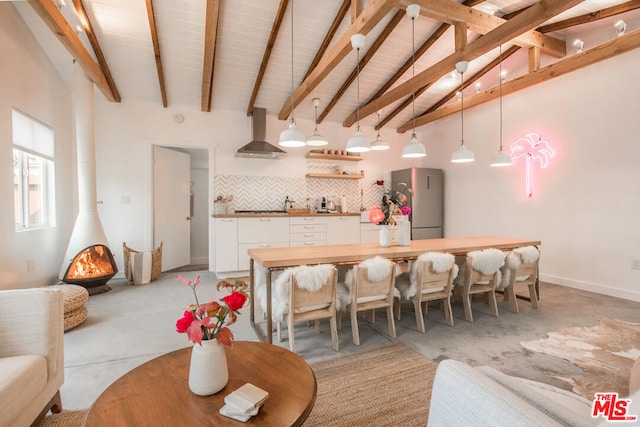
[279,0,305,148]
[370,110,390,150]
[402,4,426,159]
[306,98,328,146]
[451,60,475,163]
[490,45,512,167]
[346,34,371,153]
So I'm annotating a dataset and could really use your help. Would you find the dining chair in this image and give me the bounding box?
[456,248,506,323]
[282,264,339,352]
[499,246,540,313]
[341,256,397,345]
[406,252,458,333]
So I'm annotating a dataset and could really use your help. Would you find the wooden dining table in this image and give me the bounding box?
[248,236,541,343]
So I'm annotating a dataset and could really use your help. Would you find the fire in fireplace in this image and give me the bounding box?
[61,244,117,288]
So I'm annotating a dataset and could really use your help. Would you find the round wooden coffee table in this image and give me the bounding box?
[83,341,316,426]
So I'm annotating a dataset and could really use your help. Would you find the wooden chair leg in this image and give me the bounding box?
[394,298,401,320]
[314,319,321,334]
[277,321,283,342]
[488,290,499,317]
[351,308,360,345]
[506,284,519,313]
[387,306,396,338]
[336,310,342,329]
[414,297,426,333]
[462,291,474,323]
[528,283,539,308]
[287,315,295,352]
[443,297,454,327]
[330,314,339,351]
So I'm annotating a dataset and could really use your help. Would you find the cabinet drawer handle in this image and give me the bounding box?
[259,244,271,248]
[259,218,271,222]
[303,234,313,237]
[303,218,313,221]
[303,242,314,245]
[304,226,314,229]
[221,219,233,222]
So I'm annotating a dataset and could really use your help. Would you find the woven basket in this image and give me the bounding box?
[123,242,162,283]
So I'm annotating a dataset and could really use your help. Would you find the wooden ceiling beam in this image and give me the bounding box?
[145,0,168,108]
[201,0,221,112]
[246,0,288,116]
[344,0,584,128]
[397,0,566,57]
[317,10,404,123]
[400,29,640,129]
[351,0,364,23]
[277,0,397,121]
[538,0,640,33]
[302,0,350,82]
[71,0,120,102]
[26,0,116,102]
[397,45,520,132]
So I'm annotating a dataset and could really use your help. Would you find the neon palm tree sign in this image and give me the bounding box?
[509,133,555,198]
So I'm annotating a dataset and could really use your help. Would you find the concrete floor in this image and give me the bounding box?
[60,269,640,411]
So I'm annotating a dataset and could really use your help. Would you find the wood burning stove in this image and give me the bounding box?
[61,244,117,288]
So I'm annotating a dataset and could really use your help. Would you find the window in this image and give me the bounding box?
[12,109,56,230]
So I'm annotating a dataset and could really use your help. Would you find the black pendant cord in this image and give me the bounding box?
[499,45,503,151]
[411,15,416,135]
[356,46,361,133]
[460,70,464,145]
[289,0,295,125]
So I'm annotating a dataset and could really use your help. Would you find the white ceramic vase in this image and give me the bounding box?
[379,224,392,248]
[188,339,229,396]
[398,221,411,246]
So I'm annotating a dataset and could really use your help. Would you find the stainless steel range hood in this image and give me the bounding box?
[236,108,287,159]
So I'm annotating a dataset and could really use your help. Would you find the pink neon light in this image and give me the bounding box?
[509,133,555,198]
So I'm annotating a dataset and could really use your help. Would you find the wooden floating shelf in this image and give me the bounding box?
[305,153,363,161]
[305,173,364,180]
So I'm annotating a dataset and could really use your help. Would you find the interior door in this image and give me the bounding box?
[153,146,190,271]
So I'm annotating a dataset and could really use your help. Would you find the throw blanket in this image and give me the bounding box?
[499,246,539,289]
[402,252,458,300]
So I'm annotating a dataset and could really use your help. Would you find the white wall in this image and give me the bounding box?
[426,49,640,301]
[0,4,75,290]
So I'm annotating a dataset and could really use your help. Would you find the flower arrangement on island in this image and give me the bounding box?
[175,275,248,347]
[369,182,413,226]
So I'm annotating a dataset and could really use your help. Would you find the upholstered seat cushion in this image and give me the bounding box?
[0,355,47,426]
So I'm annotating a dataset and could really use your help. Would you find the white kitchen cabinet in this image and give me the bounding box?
[290,216,326,247]
[237,217,289,270]
[214,218,238,272]
[327,216,360,244]
[360,222,401,243]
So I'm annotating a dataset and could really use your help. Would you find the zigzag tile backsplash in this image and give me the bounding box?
[214,173,389,213]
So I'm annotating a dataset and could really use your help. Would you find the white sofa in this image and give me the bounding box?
[0,288,64,427]
[428,359,640,426]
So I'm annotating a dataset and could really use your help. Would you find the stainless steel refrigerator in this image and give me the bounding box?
[391,168,443,239]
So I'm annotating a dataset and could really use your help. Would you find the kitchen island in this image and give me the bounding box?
[247,236,541,343]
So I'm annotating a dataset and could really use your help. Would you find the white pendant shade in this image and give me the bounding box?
[346,129,371,153]
[490,149,512,167]
[279,121,306,147]
[370,133,390,151]
[451,143,474,163]
[305,131,328,146]
[402,133,426,158]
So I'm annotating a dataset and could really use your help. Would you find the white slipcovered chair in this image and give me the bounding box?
[499,246,540,313]
[256,264,339,352]
[0,288,65,427]
[455,248,506,323]
[404,252,459,333]
[339,256,397,345]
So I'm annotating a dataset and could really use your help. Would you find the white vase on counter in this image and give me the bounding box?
[397,220,411,246]
[379,225,392,248]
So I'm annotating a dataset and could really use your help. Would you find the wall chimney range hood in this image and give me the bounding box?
[236,108,287,159]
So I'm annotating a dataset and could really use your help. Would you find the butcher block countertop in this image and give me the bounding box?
[212,212,361,218]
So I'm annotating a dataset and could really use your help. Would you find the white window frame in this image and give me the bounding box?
[12,108,56,231]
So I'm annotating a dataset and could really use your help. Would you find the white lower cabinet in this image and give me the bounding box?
[360,222,401,243]
[237,217,289,271]
[290,216,326,247]
[327,216,360,244]
[214,218,238,272]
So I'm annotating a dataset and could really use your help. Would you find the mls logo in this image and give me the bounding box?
[592,392,637,422]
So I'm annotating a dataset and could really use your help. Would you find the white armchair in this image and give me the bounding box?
[0,288,65,427]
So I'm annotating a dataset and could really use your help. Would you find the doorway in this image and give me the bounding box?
[152,145,210,272]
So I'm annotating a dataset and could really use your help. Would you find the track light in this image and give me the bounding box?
[573,39,584,53]
[615,20,626,37]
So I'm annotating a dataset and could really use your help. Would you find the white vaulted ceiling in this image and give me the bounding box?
[11,0,640,133]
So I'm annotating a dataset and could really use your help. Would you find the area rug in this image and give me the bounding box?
[38,410,88,427]
[521,315,640,400]
[305,342,437,426]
